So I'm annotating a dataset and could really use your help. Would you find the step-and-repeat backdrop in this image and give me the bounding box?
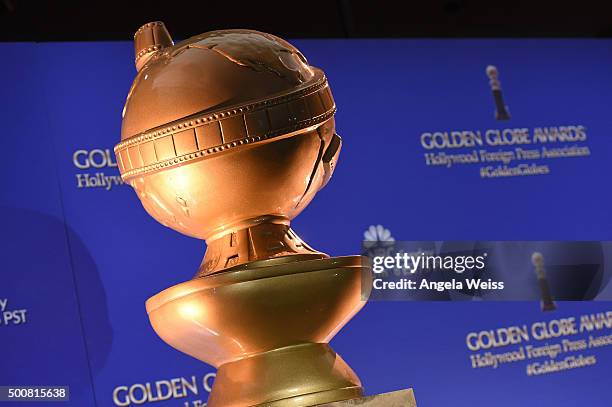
[1,39,611,406]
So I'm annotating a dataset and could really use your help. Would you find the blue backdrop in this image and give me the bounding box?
[1,39,611,406]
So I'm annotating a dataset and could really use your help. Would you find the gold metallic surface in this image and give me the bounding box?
[148,256,371,407]
[116,21,371,407]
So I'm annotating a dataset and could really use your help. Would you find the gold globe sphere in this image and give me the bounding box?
[115,23,342,274]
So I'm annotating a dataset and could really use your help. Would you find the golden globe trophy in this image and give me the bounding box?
[115,22,415,407]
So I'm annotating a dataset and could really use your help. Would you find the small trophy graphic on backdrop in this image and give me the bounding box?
[531,252,557,312]
[486,65,511,120]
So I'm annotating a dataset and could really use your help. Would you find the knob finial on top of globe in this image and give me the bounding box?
[115,22,342,275]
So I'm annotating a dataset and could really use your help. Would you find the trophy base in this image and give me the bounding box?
[209,343,363,407]
[146,255,373,407]
[317,389,416,407]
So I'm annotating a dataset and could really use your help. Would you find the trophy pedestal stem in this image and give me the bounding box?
[209,343,362,407]
[198,219,328,277]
